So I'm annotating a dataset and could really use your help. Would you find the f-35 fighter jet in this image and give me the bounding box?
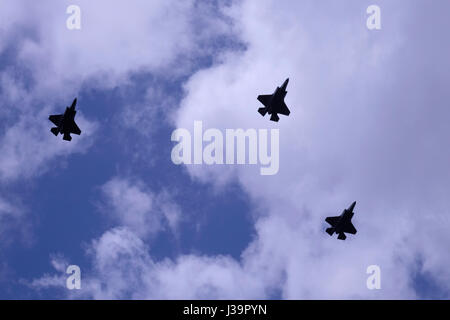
[257,78,291,122]
[325,201,357,240]
[49,98,82,141]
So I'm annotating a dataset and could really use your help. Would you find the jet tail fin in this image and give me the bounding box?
[258,107,267,116]
[338,233,347,240]
[50,127,59,136]
[326,228,334,236]
[270,113,279,122]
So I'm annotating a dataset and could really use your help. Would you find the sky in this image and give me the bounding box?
[0,0,449,299]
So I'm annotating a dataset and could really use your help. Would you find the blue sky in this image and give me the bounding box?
[0,33,254,298]
[0,0,449,299]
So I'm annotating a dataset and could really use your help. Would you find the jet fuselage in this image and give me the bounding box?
[49,98,81,141]
[57,99,77,134]
[333,209,355,234]
[325,201,357,240]
[257,78,291,122]
[268,79,289,111]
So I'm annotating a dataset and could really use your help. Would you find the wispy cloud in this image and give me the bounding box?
[99,177,181,238]
[73,227,269,299]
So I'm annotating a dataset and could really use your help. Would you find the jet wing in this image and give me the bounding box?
[68,121,81,135]
[277,101,290,116]
[257,94,272,107]
[49,114,63,126]
[343,222,357,234]
[325,216,340,227]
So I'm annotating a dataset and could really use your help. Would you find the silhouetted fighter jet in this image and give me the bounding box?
[325,201,357,240]
[49,98,81,141]
[257,78,291,122]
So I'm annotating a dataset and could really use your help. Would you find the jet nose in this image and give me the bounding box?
[348,201,356,211]
[71,98,77,109]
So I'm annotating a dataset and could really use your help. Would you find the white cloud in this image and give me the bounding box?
[27,0,450,299]
[0,0,232,251]
[0,196,28,246]
[100,177,181,238]
[26,254,69,292]
[0,0,232,182]
[172,0,450,298]
[0,0,233,97]
[72,227,269,299]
